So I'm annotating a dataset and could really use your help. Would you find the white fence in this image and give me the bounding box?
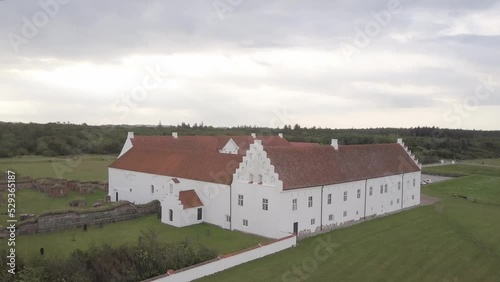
[145,234,297,282]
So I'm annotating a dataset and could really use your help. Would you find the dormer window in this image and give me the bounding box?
[249,173,254,183]
[258,175,263,184]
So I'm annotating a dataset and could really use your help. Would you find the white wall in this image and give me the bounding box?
[279,186,322,237]
[278,172,422,238]
[219,138,239,154]
[231,141,285,238]
[402,171,421,208]
[147,235,297,282]
[108,168,231,229]
[118,132,134,158]
[322,180,366,226]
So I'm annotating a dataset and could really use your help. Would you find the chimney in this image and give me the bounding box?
[172,132,178,139]
[251,133,256,138]
[397,138,403,146]
[254,139,262,145]
[331,139,339,150]
[278,133,283,138]
[127,132,134,139]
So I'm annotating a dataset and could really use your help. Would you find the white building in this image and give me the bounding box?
[109,132,421,239]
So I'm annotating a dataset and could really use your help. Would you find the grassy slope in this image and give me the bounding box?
[0,189,109,223]
[0,155,115,182]
[198,176,500,281]
[0,215,268,261]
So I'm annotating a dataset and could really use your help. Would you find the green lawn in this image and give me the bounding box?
[0,215,268,261]
[0,189,109,224]
[465,158,500,167]
[423,163,500,177]
[0,155,115,182]
[198,173,500,281]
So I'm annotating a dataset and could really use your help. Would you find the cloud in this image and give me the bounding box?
[0,0,499,129]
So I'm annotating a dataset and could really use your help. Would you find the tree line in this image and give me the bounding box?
[1,122,500,163]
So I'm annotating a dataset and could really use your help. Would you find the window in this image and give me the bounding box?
[384,184,388,193]
[380,185,384,194]
[369,187,373,196]
[329,214,334,221]
[243,219,248,226]
[413,179,416,187]
[412,195,415,200]
[169,183,173,193]
[292,199,297,210]
[197,208,202,220]
[398,182,401,190]
[343,191,347,201]
[397,199,400,204]
[343,211,347,217]
[390,200,393,206]
[327,194,332,204]
[308,196,313,208]
[169,209,173,222]
[311,218,315,225]
[238,195,244,206]
[226,215,231,222]
[262,198,269,211]
[258,174,263,184]
[151,185,154,193]
[249,174,254,183]
[357,189,361,199]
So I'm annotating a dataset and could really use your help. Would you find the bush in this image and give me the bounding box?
[0,230,218,281]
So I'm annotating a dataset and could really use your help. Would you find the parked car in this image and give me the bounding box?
[420,180,427,185]
[424,179,432,184]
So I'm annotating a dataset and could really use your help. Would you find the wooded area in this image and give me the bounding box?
[1,122,499,164]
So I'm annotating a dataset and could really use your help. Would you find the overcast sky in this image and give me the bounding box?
[1,0,499,129]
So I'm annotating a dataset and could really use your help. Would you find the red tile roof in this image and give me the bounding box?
[109,147,242,185]
[130,135,291,155]
[179,190,203,209]
[112,135,420,190]
[265,144,421,190]
[290,142,321,147]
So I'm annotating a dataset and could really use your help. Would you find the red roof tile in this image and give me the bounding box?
[109,147,242,185]
[130,135,291,155]
[179,190,203,209]
[112,135,420,190]
[265,144,420,190]
[290,142,320,147]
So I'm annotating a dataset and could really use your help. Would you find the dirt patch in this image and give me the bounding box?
[420,193,439,206]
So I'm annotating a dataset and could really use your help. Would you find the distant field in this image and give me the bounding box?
[198,168,500,281]
[0,215,268,260]
[465,158,500,167]
[422,163,500,177]
[0,189,109,224]
[0,155,116,182]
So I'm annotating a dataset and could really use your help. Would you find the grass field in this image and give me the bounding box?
[0,189,109,224]
[465,158,500,167]
[423,163,500,177]
[0,155,115,182]
[198,168,500,281]
[0,215,268,261]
